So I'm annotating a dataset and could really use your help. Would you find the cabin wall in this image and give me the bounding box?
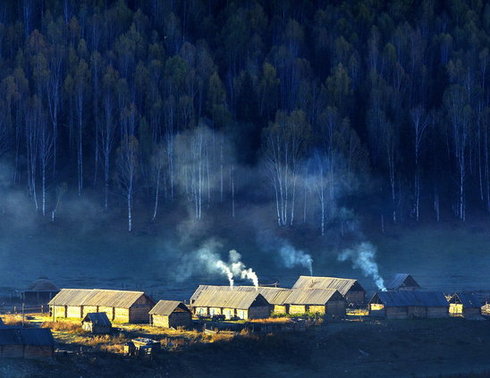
[463,308,481,318]
[24,346,54,359]
[82,306,98,317]
[408,306,427,318]
[385,307,408,319]
[345,290,365,306]
[209,307,222,316]
[325,300,346,317]
[52,305,67,318]
[194,307,208,316]
[99,306,115,321]
[427,307,448,318]
[248,305,270,319]
[115,308,130,323]
[222,308,235,319]
[236,309,248,319]
[289,305,306,314]
[273,305,287,314]
[308,305,325,314]
[169,312,192,328]
[0,345,23,358]
[67,305,83,318]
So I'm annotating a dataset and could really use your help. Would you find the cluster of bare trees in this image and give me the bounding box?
[1,0,490,233]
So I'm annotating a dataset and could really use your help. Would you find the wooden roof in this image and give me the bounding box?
[285,288,344,305]
[292,276,364,296]
[386,274,420,290]
[149,300,191,316]
[26,277,59,292]
[0,328,54,346]
[191,286,269,309]
[448,293,483,308]
[82,312,112,326]
[48,288,154,308]
[191,285,291,305]
[369,291,449,307]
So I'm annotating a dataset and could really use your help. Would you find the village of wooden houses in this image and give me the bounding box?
[0,273,489,362]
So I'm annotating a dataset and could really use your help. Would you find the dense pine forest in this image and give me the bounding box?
[1,0,490,233]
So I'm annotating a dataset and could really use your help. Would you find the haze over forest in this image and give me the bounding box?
[1,0,490,293]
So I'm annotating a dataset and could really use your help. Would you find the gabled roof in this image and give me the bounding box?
[26,277,59,292]
[284,289,344,305]
[82,312,112,326]
[48,289,154,308]
[386,274,420,290]
[149,300,191,316]
[449,293,483,308]
[370,291,448,307]
[292,276,364,296]
[191,285,291,305]
[0,328,54,346]
[191,286,269,309]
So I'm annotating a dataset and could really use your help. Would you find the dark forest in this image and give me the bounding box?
[0,0,489,233]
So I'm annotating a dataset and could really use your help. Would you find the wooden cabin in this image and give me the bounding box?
[191,286,270,320]
[191,285,291,314]
[448,293,482,318]
[285,288,346,317]
[369,291,449,319]
[386,274,421,291]
[22,277,59,306]
[82,312,112,334]
[292,276,366,306]
[149,300,192,328]
[0,328,54,359]
[49,288,155,323]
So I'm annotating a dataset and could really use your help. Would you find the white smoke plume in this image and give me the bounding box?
[279,242,313,275]
[177,241,259,288]
[337,242,386,290]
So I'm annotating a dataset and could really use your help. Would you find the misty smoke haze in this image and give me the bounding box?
[338,242,386,290]
[279,243,313,275]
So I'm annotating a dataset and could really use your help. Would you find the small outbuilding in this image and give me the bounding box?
[49,288,155,323]
[82,312,112,334]
[292,276,366,306]
[369,291,449,319]
[149,300,192,328]
[448,293,482,319]
[386,274,421,291]
[285,288,346,317]
[191,286,270,320]
[0,328,55,359]
[22,277,59,306]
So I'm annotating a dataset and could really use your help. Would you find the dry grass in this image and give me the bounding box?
[249,317,293,324]
[1,314,24,326]
[347,309,370,316]
[41,320,83,332]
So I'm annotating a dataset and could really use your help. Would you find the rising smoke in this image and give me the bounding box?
[176,239,259,288]
[279,242,313,275]
[338,242,386,290]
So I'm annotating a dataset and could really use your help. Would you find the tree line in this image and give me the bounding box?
[0,0,489,232]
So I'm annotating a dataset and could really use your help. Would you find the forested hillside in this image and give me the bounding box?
[0,0,489,233]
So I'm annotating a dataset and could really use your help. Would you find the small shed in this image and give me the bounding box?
[292,276,366,306]
[82,312,112,334]
[149,300,192,328]
[49,288,155,323]
[191,286,270,320]
[285,288,346,317]
[386,274,421,291]
[0,328,54,359]
[369,291,449,319]
[448,293,482,318]
[22,277,60,306]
